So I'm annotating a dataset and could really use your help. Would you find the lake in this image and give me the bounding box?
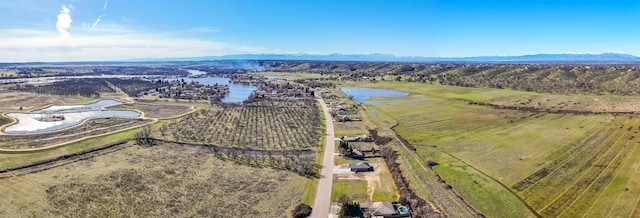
[3,110,140,134]
[167,77,257,102]
[34,99,122,113]
[339,87,408,102]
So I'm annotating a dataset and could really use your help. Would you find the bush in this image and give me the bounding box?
[292,203,312,218]
[339,201,363,218]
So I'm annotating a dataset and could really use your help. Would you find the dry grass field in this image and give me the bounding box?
[0,141,308,217]
[0,90,93,113]
[107,102,194,119]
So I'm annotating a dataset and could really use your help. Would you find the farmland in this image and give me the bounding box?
[162,101,321,151]
[0,141,307,217]
[338,80,640,217]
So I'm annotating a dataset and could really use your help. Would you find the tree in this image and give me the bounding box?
[134,126,155,147]
[339,201,364,218]
[339,140,350,156]
[292,203,312,218]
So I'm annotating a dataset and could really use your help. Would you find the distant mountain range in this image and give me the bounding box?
[130,53,640,63]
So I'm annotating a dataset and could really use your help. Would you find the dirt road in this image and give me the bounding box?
[311,98,335,218]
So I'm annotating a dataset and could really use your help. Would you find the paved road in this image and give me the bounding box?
[311,98,336,218]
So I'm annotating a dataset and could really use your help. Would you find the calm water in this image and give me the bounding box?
[340,87,408,102]
[4,110,140,134]
[34,99,122,113]
[167,77,257,102]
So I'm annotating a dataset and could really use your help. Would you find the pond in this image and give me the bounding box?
[34,99,122,113]
[339,88,408,102]
[3,110,140,134]
[167,77,258,103]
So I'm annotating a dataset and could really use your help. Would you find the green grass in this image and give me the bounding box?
[334,156,355,165]
[337,80,640,217]
[334,121,369,138]
[332,180,368,202]
[0,114,13,126]
[339,82,543,217]
[341,80,640,113]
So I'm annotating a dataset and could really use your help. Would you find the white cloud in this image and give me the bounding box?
[56,5,72,38]
[90,15,105,31]
[103,0,109,10]
[0,29,275,62]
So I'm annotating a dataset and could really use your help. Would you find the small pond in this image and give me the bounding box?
[340,87,408,102]
[34,99,121,113]
[167,77,257,103]
[3,110,140,134]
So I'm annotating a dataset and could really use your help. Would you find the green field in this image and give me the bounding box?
[332,180,368,202]
[340,81,640,217]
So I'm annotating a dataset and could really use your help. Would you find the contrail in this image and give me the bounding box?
[90,15,105,31]
[103,0,109,10]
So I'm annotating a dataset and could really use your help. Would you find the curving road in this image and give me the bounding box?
[311,98,336,218]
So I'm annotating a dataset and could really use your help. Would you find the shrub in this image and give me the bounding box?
[292,203,312,218]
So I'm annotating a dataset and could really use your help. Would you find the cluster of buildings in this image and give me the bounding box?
[144,80,229,101]
[246,82,315,102]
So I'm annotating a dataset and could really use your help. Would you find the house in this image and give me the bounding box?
[342,135,372,142]
[349,161,373,172]
[360,201,407,218]
[337,108,348,115]
[340,115,352,122]
[358,135,373,142]
[324,93,336,99]
[351,149,366,159]
[343,136,360,142]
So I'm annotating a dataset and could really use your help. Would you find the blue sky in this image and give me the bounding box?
[0,0,639,62]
